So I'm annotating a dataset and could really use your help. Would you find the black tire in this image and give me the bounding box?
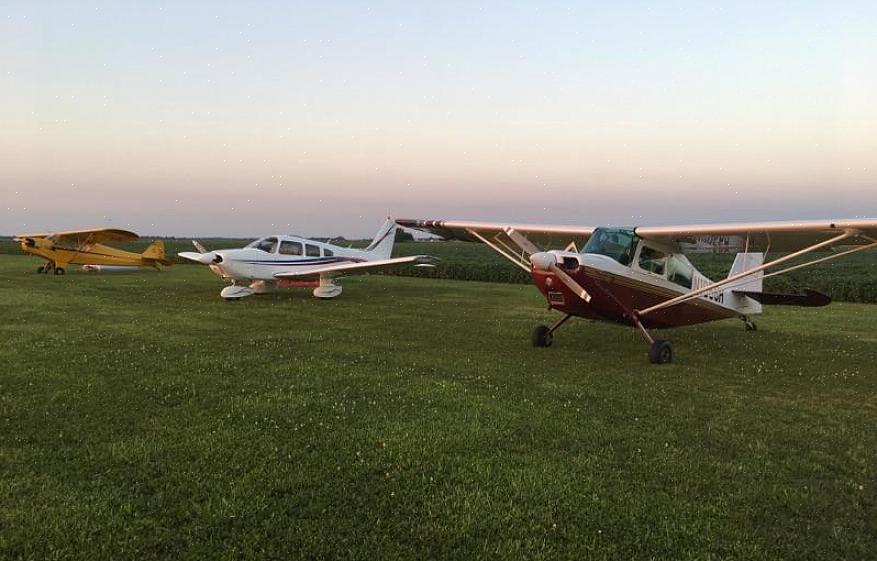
[54,267,65,276]
[531,325,553,348]
[649,340,672,364]
[37,265,45,274]
[745,321,757,332]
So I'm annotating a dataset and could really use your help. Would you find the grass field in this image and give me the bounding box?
[1,253,875,560]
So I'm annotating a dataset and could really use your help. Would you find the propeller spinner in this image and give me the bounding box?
[530,252,592,303]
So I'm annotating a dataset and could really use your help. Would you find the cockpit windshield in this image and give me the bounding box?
[582,228,639,265]
[246,237,279,253]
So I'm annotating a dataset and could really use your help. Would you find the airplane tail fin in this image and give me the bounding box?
[727,252,763,292]
[142,240,172,266]
[724,252,763,314]
[364,218,397,260]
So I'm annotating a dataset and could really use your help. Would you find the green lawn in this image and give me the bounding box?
[0,254,875,560]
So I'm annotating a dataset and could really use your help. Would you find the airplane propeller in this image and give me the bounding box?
[191,240,210,254]
[530,252,592,303]
[502,228,594,304]
[504,228,542,255]
[181,241,223,264]
[13,237,36,247]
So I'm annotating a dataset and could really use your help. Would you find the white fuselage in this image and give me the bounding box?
[207,236,371,282]
[180,218,404,300]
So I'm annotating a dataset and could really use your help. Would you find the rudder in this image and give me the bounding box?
[727,252,763,292]
[365,218,397,260]
[724,252,763,315]
[142,240,172,266]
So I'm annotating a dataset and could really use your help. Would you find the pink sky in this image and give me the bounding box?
[2,2,875,237]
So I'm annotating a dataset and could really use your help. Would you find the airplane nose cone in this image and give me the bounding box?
[530,252,556,271]
[195,251,222,264]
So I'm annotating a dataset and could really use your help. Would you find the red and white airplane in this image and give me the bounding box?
[396,218,877,363]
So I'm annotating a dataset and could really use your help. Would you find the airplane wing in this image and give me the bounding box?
[273,255,436,280]
[635,219,877,253]
[15,227,140,247]
[395,219,595,251]
[397,218,877,253]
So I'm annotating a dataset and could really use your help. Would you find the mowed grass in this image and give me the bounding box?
[0,254,875,561]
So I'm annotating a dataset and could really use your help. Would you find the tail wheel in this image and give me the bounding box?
[54,267,66,276]
[649,340,672,364]
[531,325,553,348]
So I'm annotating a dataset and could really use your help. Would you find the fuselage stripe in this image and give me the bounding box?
[243,257,366,266]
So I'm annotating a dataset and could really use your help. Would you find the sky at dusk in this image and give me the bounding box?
[2,1,876,237]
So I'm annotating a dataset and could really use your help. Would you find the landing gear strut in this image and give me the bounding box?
[589,278,673,365]
[631,312,672,365]
[531,314,572,348]
[313,277,343,299]
[220,282,256,300]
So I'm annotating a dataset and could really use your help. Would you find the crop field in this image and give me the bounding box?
[1,253,876,560]
[2,236,876,303]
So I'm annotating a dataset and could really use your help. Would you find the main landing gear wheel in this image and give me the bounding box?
[54,267,65,276]
[744,320,758,332]
[531,324,553,347]
[37,265,46,273]
[649,340,673,364]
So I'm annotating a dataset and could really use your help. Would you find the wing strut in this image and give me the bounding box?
[465,228,531,272]
[637,230,863,317]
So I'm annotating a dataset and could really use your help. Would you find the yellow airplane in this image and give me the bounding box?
[13,227,172,275]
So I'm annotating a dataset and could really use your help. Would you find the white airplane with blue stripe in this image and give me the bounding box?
[179,218,434,300]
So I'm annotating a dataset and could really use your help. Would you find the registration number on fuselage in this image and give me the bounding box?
[692,277,724,304]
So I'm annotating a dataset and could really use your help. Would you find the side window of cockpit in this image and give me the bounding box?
[305,244,320,257]
[638,246,666,276]
[668,255,693,288]
[279,241,303,256]
[324,248,334,257]
[256,237,278,253]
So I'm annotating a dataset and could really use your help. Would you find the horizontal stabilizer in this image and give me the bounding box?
[733,288,831,307]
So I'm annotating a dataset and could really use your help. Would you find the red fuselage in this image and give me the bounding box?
[531,263,737,329]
